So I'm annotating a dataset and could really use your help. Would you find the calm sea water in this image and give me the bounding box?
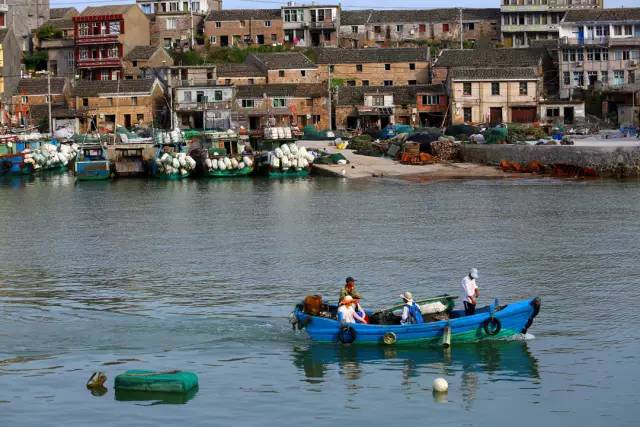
[1,173,639,426]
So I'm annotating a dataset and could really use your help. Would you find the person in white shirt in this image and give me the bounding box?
[338,295,367,324]
[461,268,480,315]
[400,291,424,325]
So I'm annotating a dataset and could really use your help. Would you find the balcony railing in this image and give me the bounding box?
[560,36,609,46]
[171,79,219,87]
[76,33,119,45]
[609,37,640,47]
[308,20,336,30]
[76,57,123,68]
[501,24,558,33]
[175,102,232,111]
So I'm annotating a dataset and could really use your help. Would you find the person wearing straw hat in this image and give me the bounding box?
[338,295,367,324]
[461,268,480,316]
[400,292,423,325]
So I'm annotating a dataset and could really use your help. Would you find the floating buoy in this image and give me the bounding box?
[87,372,107,389]
[433,377,448,393]
[114,370,198,393]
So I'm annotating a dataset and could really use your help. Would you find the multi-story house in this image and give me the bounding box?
[281,4,341,47]
[72,78,165,132]
[558,8,640,125]
[12,77,69,127]
[33,7,79,78]
[335,84,447,130]
[314,48,430,87]
[204,9,283,47]
[6,0,50,52]
[0,27,21,107]
[136,0,221,15]
[234,84,329,131]
[448,67,540,124]
[173,84,235,129]
[339,8,500,48]
[123,46,174,80]
[73,5,150,80]
[149,9,204,49]
[246,52,320,84]
[500,0,603,48]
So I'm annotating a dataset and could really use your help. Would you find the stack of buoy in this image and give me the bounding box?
[206,155,253,172]
[155,152,196,177]
[270,143,315,171]
[23,143,78,170]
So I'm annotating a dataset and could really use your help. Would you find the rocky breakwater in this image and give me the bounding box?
[460,144,640,178]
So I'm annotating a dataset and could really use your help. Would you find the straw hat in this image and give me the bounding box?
[400,291,413,302]
[341,295,354,305]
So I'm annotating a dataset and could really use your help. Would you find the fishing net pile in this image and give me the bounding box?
[269,143,315,171]
[155,152,196,177]
[205,155,254,172]
[23,143,79,170]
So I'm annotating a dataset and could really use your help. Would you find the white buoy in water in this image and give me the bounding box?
[433,377,448,393]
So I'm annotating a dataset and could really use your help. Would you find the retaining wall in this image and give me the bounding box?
[460,144,640,177]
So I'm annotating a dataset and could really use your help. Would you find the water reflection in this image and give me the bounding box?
[293,340,539,404]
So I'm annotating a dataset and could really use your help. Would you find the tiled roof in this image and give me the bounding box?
[216,63,265,77]
[336,84,445,106]
[44,18,75,30]
[17,78,67,95]
[126,46,163,61]
[236,84,327,98]
[341,8,500,26]
[80,5,138,17]
[30,104,78,120]
[248,52,317,70]
[564,8,640,22]
[73,79,159,97]
[205,9,281,21]
[314,47,429,64]
[50,7,78,19]
[449,67,539,80]
[435,48,546,68]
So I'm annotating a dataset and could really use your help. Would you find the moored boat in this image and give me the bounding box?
[74,144,112,181]
[0,136,33,176]
[197,130,254,178]
[151,143,196,180]
[292,297,541,345]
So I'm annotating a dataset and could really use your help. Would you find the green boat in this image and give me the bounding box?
[205,165,254,177]
[268,166,311,178]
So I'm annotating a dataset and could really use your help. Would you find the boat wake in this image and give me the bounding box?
[507,333,536,341]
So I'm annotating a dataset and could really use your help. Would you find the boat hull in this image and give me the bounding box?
[0,154,34,176]
[269,167,311,178]
[75,160,111,181]
[205,166,253,177]
[294,297,540,345]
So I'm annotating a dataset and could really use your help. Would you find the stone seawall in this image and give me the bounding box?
[460,145,640,177]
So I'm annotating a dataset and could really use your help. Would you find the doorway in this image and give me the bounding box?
[220,36,229,47]
[489,107,503,125]
[564,107,575,124]
[124,114,132,129]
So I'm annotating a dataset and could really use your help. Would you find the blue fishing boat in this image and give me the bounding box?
[74,144,111,181]
[0,136,34,176]
[292,297,540,345]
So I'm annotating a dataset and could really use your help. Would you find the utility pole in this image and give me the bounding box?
[327,64,333,130]
[459,8,464,50]
[46,70,52,136]
[190,4,195,48]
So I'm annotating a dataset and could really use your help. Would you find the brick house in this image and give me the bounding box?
[314,47,430,86]
[246,52,320,84]
[216,63,267,86]
[136,0,222,15]
[448,67,540,125]
[339,8,500,48]
[73,5,150,80]
[282,4,341,47]
[335,84,446,130]
[234,83,329,131]
[33,7,79,78]
[149,10,204,49]
[204,9,283,47]
[12,77,70,127]
[123,45,174,79]
[173,84,235,130]
[72,78,165,132]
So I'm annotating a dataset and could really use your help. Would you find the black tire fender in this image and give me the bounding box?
[337,325,357,344]
[483,317,502,336]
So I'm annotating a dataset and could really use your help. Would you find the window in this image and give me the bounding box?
[346,80,356,86]
[109,21,121,34]
[184,91,192,102]
[463,82,472,96]
[613,70,625,85]
[464,22,475,31]
[362,80,369,86]
[240,20,246,28]
[100,70,110,81]
[225,79,231,85]
[248,78,254,85]
[242,99,254,108]
[396,25,403,32]
[519,82,528,95]
[573,71,584,87]
[131,96,138,106]
[624,25,633,36]
[384,80,393,86]
[272,98,286,107]
[602,48,609,60]
[384,64,391,70]
[278,70,285,77]
[546,108,560,118]
[623,50,630,60]
[166,18,177,30]
[164,38,172,48]
[409,63,415,70]
[614,25,622,36]
[421,95,440,105]
[372,95,384,106]
[353,64,362,72]
[587,71,598,86]
[563,72,570,85]
[419,24,426,33]
[191,2,200,12]
[271,34,277,42]
[21,96,28,103]
[374,26,381,34]
[601,71,608,84]
[170,2,178,11]
[301,70,306,77]
[215,21,221,28]
[577,49,584,61]
[79,23,89,36]
[107,97,113,106]
[491,82,500,95]
[82,98,88,107]
[79,48,89,59]
[265,20,271,27]
[443,23,449,32]
[629,70,635,84]
[463,107,472,122]
[329,65,334,73]
[408,80,417,85]
[213,90,222,101]
[352,26,358,34]
[209,35,217,44]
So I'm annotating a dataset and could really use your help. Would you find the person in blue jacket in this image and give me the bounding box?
[400,292,424,325]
